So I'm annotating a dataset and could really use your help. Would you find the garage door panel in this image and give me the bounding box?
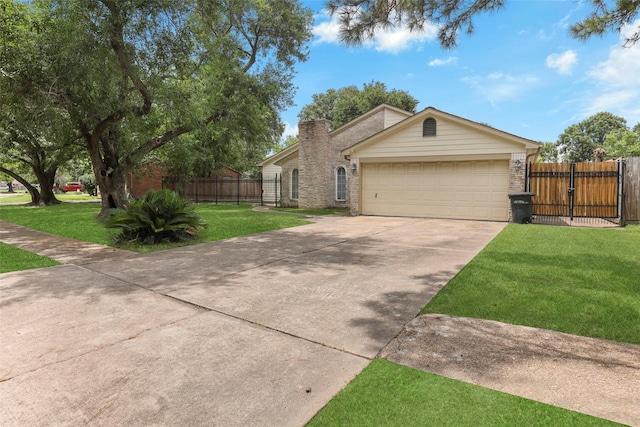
[473,191,491,202]
[456,162,474,173]
[406,163,421,174]
[362,160,509,221]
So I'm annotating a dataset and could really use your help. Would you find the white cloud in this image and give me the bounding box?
[373,25,437,53]
[462,72,540,106]
[582,90,640,117]
[546,50,578,75]
[312,10,438,53]
[313,13,341,44]
[588,21,640,87]
[428,56,458,67]
[583,19,640,124]
[282,122,298,139]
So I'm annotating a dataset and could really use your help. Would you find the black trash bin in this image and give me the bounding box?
[508,192,536,224]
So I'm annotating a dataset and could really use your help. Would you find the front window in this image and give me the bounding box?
[336,167,346,201]
[291,169,299,200]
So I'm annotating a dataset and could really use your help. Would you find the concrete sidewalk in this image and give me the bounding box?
[0,219,134,264]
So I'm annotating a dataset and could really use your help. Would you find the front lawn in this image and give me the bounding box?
[308,360,618,427]
[422,224,640,345]
[0,192,99,204]
[0,242,61,273]
[0,202,311,253]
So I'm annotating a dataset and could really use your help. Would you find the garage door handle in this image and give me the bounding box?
[375,193,377,198]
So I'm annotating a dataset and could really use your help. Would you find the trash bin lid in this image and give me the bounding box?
[508,192,536,197]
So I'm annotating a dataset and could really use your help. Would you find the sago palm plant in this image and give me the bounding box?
[106,189,205,244]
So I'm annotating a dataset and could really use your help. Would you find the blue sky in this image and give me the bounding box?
[280,1,640,143]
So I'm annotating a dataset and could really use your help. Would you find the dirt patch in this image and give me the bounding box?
[380,314,640,426]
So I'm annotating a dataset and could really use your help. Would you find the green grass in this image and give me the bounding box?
[0,192,99,204]
[0,202,311,254]
[422,224,640,345]
[0,242,60,273]
[271,207,349,216]
[308,359,619,427]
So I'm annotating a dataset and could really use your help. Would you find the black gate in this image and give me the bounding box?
[261,173,281,206]
[526,161,625,225]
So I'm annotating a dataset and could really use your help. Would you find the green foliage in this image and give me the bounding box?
[309,360,616,426]
[298,81,419,129]
[4,0,313,214]
[602,127,640,158]
[556,112,628,162]
[326,0,639,48]
[78,173,97,196]
[538,142,558,163]
[423,224,640,345]
[0,0,80,206]
[106,189,205,244]
[282,135,298,147]
[571,1,639,47]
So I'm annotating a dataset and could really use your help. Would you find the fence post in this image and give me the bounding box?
[275,174,279,207]
[619,160,625,227]
[260,172,264,206]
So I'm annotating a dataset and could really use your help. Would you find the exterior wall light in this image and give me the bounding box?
[351,162,357,172]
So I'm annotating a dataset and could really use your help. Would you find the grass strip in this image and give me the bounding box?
[422,224,640,345]
[0,242,60,273]
[308,360,618,427]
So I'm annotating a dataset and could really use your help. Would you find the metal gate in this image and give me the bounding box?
[526,161,624,224]
[261,173,281,206]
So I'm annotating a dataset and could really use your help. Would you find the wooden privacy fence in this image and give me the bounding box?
[526,161,623,221]
[163,176,262,204]
[624,157,640,224]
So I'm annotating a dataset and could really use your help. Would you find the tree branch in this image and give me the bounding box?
[101,0,152,116]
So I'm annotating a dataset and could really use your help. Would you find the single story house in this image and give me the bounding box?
[260,104,541,221]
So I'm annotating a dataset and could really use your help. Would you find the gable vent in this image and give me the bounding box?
[423,118,436,137]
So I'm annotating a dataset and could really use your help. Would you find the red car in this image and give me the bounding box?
[60,182,84,193]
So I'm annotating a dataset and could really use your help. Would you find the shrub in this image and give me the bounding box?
[79,173,98,196]
[106,189,205,244]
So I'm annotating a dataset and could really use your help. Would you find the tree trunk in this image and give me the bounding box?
[83,125,131,217]
[94,163,129,217]
[0,166,47,205]
[33,166,60,206]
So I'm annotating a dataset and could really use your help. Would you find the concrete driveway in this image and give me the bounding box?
[0,216,505,426]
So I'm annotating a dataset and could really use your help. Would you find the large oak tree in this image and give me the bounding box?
[0,0,81,205]
[556,112,628,162]
[3,0,312,216]
[298,81,419,129]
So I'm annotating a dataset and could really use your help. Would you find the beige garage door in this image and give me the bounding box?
[361,160,510,221]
